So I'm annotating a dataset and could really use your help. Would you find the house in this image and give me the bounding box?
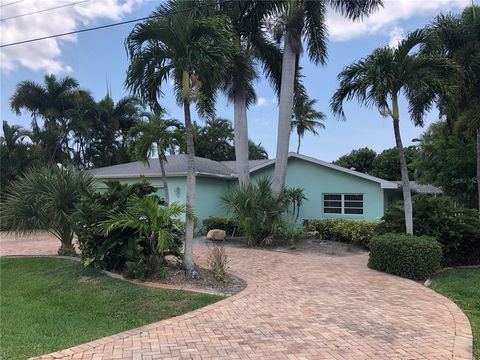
[89,153,441,222]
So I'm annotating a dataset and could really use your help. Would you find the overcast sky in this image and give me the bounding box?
[0,0,471,161]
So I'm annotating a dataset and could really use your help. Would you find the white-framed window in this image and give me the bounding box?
[323,193,363,215]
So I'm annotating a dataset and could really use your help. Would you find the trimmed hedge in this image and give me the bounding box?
[368,233,443,281]
[202,217,241,236]
[303,219,377,248]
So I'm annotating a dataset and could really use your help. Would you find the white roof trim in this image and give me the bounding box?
[249,152,399,189]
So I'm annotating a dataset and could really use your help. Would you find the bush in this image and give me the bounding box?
[74,180,179,276]
[222,177,306,246]
[378,195,480,266]
[368,233,443,280]
[303,219,377,248]
[203,217,240,236]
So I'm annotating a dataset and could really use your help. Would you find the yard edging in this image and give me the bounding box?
[2,255,242,297]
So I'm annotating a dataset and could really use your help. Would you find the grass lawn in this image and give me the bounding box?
[0,257,222,360]
[430,268,480,359]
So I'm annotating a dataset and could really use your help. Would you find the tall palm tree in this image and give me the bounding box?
[125,0,235,274]
[218,1,282,186]
[424,5,480,210]
[271,0,382,194]
[10,74,81,163]
[129,112,181,205]
[291,96,325,154]
[331,30,458,234]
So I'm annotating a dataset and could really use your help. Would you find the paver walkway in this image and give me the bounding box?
[0,233,473,359]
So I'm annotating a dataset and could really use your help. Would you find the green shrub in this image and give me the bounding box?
[303,219,377,248]
[378,195,480,266]
[203,217,240,236]
[222,177,306,246]
[74,181,167,273]
[368,233,443,280]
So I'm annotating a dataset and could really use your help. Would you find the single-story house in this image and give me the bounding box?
[89,152,441,222]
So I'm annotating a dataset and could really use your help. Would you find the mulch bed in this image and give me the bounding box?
[149,267,246,296]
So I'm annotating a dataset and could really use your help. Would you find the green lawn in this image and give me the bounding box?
[0,257,221,360]
[430,268,480,359]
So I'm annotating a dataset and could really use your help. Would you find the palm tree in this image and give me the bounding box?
[10,74,81,163]
[129,112,181,205]
[125,0,235,274]
[331,30,458,234]
[248,140,268,160]
[218,1,282,186]
[424,5,480,210]
[291,96,325,154]
[1,121,31,150]
[1,166,95,255]
[271,0,382,194]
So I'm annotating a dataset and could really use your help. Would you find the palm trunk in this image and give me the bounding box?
[233,90,250,186]
[297,133,301,154]
[392,94,413,234]
[182,73,196,274]
[158,154,169,205]
[273,32,297,194]
[477,128,480,211]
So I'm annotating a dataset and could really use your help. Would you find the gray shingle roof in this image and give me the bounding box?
[220,159,270,172]
[89,154,236,179]
[393,181,442,195]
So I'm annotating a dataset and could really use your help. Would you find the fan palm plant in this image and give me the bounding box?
[125,0,235,274]
[1,166,95,255]
[291,96,326,154]
[271,0,382,194]
[129,112,181,205]
[331,30,459,234]
[102,196,189,263]
[424,5,480,210]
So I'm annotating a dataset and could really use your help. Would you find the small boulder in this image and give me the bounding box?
[207,229,226,241]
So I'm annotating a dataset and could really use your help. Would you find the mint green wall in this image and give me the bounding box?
[251,158,386,221]
[94,176,230,221]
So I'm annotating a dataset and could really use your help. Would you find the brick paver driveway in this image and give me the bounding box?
[0,233,472,359]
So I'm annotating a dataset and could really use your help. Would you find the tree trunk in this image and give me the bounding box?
[297,133,301,154]
[183,99,196,274]
[233,90,250,186]
[392,95,413,234]
[273,32,297,194]
[477,128,480,211]
[158,153,169,205]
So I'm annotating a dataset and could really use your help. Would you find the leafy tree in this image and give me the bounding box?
[333,147,377,174]
[370,146,418,181]
[424,5,480,210]
[88,94,143,168]
[331,30,458,234]
[10,75,82,164]
[416,121,476,207]
[1,166,95,255]
[194,118,235,161]
[271,0,382,194]
[248,140,268,160]
[291,96,325,154]
[125,0,235,274]
[129,112,181,205]
[0,121,40,198]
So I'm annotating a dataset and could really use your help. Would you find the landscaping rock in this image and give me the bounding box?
[207,229,226,241]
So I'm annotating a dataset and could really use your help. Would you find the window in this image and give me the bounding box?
[323,194,363,215]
